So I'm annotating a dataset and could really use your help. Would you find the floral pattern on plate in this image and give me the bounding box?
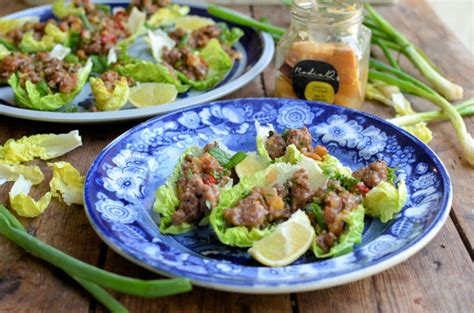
[84,98,451,293]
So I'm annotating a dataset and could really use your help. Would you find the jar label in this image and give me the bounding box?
[291,60,340,103]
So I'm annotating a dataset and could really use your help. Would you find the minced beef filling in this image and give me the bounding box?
[265,128,328,161]
[162,46,208,81]
[100,70,134,92]
[222,169,315,228]
[5,19,57,45]
[130,0,171,15]
[312,180,363,252]
[172,143,230,226]
[0,52,80,93]
[353,160,389,189]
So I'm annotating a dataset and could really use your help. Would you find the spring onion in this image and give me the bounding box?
[0,205,192,299]
[364,4,464,101]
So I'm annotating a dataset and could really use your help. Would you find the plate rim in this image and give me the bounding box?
[83,98,453,294]
[0,0,274,123]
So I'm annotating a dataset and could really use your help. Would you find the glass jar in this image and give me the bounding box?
[275,0,371,109]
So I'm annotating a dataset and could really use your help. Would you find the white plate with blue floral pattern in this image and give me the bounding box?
[0,1,273,123]
[84,98,452,293]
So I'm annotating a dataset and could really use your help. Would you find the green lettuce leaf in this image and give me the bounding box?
[8,58,92,111]
[210,162,303,247]
[217,22,244,46]
[19,23,68,53]
[147,4,190,28]
[52,0,85,19]
[318,154,353,177]
[364,180,407,223]
[0,16,40,35]
[127,7,147,36]
[255,121,275,164]
[90,76,130,111]
[0,130,82,164]
[0,44,10,60]
[177,39,232,91]
[115,59,188,93]
[312,204,365,258]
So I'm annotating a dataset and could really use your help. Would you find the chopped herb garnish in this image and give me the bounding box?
[330,172,360,190]
[224,152,247,169]
[177,34,190,48]
[387,166,398,184]
[208,146,231,166]
[79,12,95,32]
[309,202,327,232]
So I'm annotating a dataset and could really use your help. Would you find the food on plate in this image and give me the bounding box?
[90,70,133,111]
[154,123,407,266]
[153,142,245,234]
[0,0,244,112]
[128,82,177,107]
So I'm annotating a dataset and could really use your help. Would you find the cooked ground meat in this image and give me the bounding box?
[223,170,315,228]
[172,145,230,225]
[265,128,328,161]
[100,70,134,92]
[353,160,389,189]
[191,25,221,49]
[0,53,33,84]
[266,132,286,159]
[162,46,208,81]
[289,169,314,211]
[1,52,81,93]
[5,19,57,45]
[313,180,363,252]
[129,0,171,15]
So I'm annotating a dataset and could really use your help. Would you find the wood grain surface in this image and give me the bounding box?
[0,0,473,312]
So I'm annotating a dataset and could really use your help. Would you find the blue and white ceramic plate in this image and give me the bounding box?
[84,98,452,293]
[0,1,273,123]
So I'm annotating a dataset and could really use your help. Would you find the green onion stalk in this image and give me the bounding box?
[364,4,464,101]
[0,205,192,312]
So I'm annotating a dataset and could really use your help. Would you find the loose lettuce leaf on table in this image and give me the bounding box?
[312,204,365,258]
[90,76,130,111]
[9,175,52,218]
[8,59,92,111]
[48,161,84,206]
[19,23,69,53]
[177,39,232,91]
[0,130,82,164]
[364,180,407,223]
[0,163,44,185]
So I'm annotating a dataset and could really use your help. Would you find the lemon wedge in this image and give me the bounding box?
[235,152,269,178]
[174,16,215,31]
[248,210,315,267]
[129,83,178,108]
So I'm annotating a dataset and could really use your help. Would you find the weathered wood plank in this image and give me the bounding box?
[297,219,474,312]
[0,117,135,312]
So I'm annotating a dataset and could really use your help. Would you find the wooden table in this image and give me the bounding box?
[1,1,473,312]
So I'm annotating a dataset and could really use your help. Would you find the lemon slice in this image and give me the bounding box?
[235,152,269,178]
[174,16,215,31]
[248,210,315,267]
[129,83,178,108]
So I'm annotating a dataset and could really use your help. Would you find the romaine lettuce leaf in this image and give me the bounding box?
[127,7,147,35]
[1,130,82,164]
[8,59,92,111]
[217,22,244,46]
[0,16,39,35]
[0,163,44,185]
[115,59,188,93]
[146,29,175,62]
[0,44,10,60]
[90,76,130,111]
[177,39,232,91]
[210,162,302,247]
[147,4,190,28]
[9,174,52,218]
[153,146,201,234]
[318,154,353,178]
[19,23,68,53]
[255,120,275,164]
[364,180,407,223]
[52,0,85,19]
[312,204,365,258]
[48,161,84,206]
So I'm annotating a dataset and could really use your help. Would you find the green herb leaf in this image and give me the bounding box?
[329,172,360,191]
[387,166,398,185]
[96,4,111,15]
[36,80,50,96]
[79,12,95,32]
[177,33,190,48]
[310,202,327,232]
[90,55,108,73]
[0,39,17,51]
[208,147,231,166]
[224,152,247,169]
